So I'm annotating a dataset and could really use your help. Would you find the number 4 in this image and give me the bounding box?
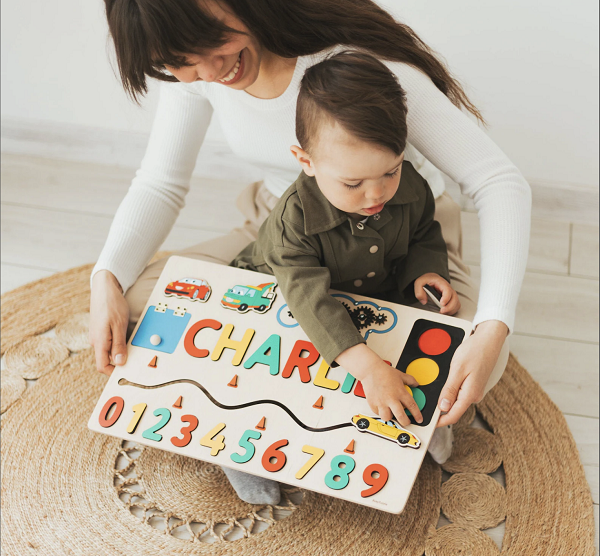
[295,445,325,480]
[200,423,226,456]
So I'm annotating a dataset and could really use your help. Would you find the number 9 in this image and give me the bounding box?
[360,463,389,498]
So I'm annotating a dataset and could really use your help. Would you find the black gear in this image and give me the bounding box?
[374,313,388,326]
[351,306,376,330]
[341,302,352,315]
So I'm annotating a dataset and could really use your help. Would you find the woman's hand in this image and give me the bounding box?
[89,270,130,376]
[437,320,508,427]
[414,273,461,315]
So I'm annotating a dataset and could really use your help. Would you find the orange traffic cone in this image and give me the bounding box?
[172,396,183,409]
[148,356,158,368]
[313,395,324,409]
[344,440,356,454]
[227,374,238,388]
[255,417,266,430]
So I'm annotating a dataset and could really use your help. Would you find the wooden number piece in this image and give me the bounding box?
[361,463,389,498]
[295,445,325,480]
[261,439,289,473]
[126,403,147,434]
[171,414,199,448]
[231,429,262,464]
[200,423,226,456]
[142,408,172,442]
[99,396,125,428]
[324,455,356,490]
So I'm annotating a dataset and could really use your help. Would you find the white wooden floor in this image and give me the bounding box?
[2,154,598,549]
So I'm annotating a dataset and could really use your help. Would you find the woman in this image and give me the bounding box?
[90,0,531,504]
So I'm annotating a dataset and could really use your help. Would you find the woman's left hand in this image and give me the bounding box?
[437,320,508,427]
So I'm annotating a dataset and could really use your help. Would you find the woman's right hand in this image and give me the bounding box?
[89,270,130,375]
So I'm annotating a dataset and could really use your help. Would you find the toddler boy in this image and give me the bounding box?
[233,50,460,428]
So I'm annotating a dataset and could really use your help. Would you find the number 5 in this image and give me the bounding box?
[231,429,262,464]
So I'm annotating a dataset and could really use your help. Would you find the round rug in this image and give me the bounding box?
[1,266,596,556]
[1,369,26,413]
[441,473,506,530]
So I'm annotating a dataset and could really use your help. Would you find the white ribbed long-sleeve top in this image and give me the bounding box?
[92,46,531,332]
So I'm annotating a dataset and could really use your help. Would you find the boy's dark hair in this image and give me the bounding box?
[296,51,408,157]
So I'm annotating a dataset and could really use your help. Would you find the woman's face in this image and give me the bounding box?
[163,0,264,90]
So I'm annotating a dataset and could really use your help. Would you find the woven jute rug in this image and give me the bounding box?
[1,263,596,555]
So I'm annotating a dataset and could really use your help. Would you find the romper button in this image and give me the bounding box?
[356,222,365,230]
[369,245,379,254]
[354,280,363,287]
[367,272,376,278]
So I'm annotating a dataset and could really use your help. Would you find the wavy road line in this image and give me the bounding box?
[118,378,353,433]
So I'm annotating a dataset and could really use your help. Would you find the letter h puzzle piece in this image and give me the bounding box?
[131,304,191,354]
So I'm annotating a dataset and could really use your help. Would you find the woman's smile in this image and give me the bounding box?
[218,50,244,85]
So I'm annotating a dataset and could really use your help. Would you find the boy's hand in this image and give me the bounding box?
[336,344,423,427]
[414,273,460,315]
[360,360,424,427]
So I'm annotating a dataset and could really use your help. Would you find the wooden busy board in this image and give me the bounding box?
[88,256,472,514]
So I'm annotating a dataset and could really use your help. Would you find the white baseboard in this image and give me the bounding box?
[0,117,264,183]
[2,117,598,224]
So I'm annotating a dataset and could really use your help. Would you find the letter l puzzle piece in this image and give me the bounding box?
[132,305,191,354]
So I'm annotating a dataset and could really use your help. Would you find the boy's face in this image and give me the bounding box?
[291,121,404,219]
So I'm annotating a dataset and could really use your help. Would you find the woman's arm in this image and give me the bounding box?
[388,62,532,332]
[89,81,213,374]
[386,62,531,424]
[91,82,214,292]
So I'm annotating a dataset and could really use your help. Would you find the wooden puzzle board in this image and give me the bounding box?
[88,256,472,514]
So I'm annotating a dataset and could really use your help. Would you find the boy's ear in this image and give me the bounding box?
[290,145,316,176]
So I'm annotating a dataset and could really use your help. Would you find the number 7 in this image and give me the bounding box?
[295,445,325,480]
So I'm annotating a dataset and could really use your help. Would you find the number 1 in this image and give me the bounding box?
[295,445,325,480]
[126,403,147,434]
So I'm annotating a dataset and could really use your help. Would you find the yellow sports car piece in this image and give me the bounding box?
[351,414,421,449]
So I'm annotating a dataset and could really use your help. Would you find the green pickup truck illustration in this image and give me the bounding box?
[221,282,277,314]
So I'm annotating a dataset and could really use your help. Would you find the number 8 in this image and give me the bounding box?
[324,455,356,490]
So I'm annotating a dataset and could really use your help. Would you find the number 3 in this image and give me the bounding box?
[171,415,199,448]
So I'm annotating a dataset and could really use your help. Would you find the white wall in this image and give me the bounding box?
[1,0,598,187]
[381,0,599,188]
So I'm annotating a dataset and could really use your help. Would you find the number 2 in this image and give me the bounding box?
[295,445,325,480]
[231,429,262,464]
[142,408,171,442]
[200,423,226,456]
[171,415,199,448]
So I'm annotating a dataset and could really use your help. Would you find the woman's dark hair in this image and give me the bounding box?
[297,51,407,156]
[104,0,483,122]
